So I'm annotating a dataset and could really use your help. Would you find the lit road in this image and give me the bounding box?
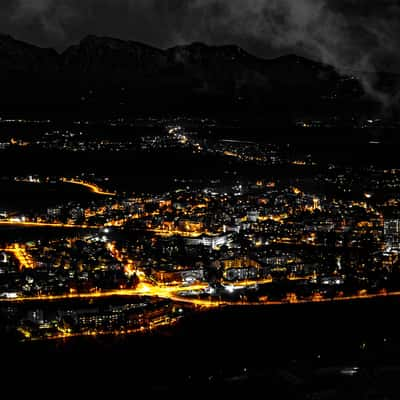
[0,283,209,303]
[2,278,400,310]
[148,228,203,238]
[61,178,116,196]
[104,212,149,227]
[0,220,99,229]
[152,287,400,308]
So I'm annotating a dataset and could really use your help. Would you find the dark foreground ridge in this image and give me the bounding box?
[3,298,400,398]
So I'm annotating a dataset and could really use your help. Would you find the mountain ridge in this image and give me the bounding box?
[0,33,384,115]
[0,33,334,74]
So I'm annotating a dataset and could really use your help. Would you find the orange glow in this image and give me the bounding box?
[61,178,116,196]
[0,220,98,229]
[1,244,35,270]
[292,187,302,195]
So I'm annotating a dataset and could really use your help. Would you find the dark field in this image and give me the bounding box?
[3,297,399,398]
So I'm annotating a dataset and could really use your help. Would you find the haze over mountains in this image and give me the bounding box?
[0,33,396,117]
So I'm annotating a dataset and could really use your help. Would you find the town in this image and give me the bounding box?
[1,121,400,342]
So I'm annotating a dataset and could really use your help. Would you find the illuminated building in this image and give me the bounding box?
[247,210,259,222]
[222,257,261,281]
[0,252,8,263]
[185,233,232,249]
[153,269,205,285]
[77,311,125,330]
[70,207,85,221]
[313,197,321,211]
[47,207,62,218]
[26,309,44,324]
[384,219,400,251]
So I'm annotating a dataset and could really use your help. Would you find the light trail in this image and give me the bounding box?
[61,178,116,196]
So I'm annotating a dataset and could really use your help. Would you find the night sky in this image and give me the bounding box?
[1,0,399,75]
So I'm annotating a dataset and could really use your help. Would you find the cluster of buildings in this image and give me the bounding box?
[2,118,400,341]
[3,170,400,299]
[11,297,182,340]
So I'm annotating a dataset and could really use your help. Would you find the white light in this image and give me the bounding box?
[340,367,359,376]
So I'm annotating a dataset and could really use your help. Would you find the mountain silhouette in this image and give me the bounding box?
[0,33,381,116]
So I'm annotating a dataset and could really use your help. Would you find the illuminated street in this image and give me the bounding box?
[1,270,398,311]
[61,178,116,196]
[0,220,99,229]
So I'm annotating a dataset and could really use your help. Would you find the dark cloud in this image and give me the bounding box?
[1,0,399,103]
